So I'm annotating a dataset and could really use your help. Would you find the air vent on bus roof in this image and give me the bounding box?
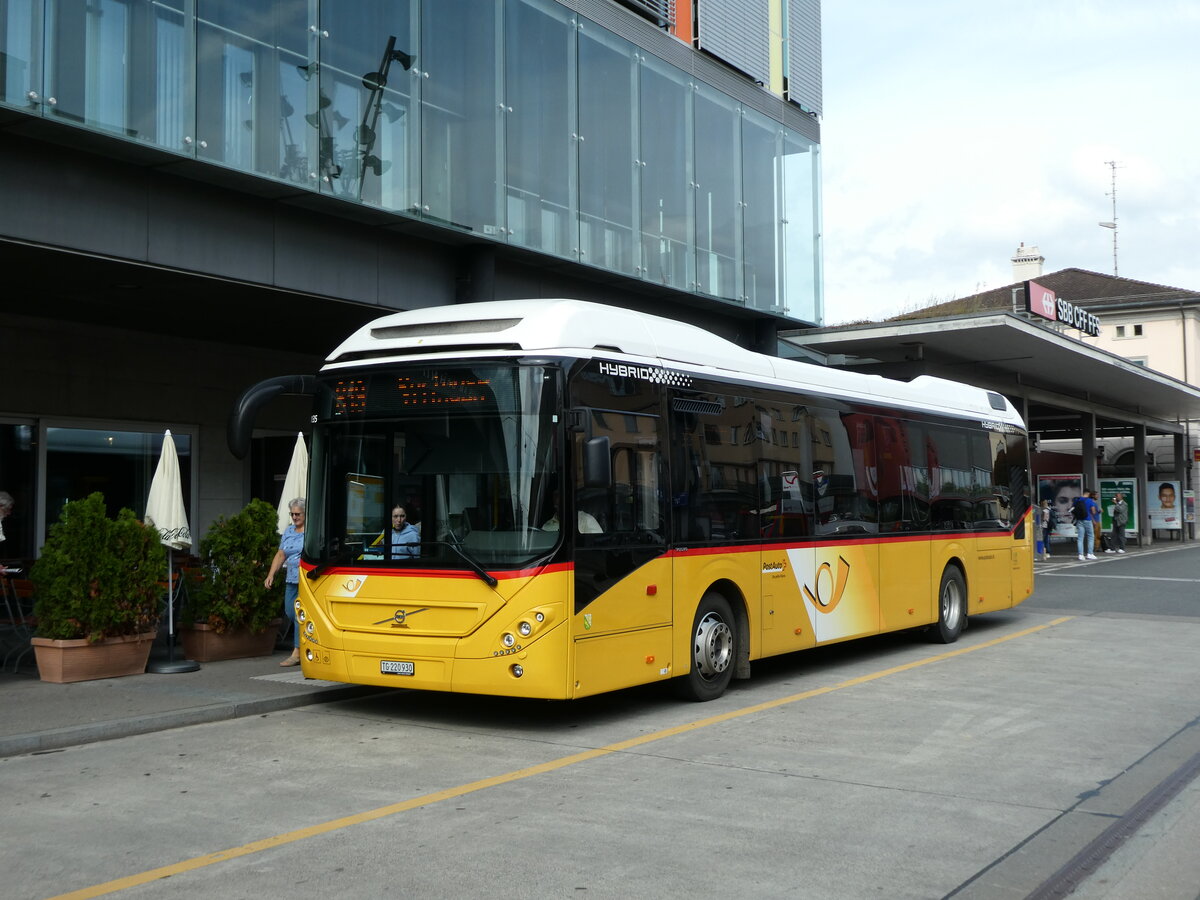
[986,391,1008,411]
[370,318,521,340]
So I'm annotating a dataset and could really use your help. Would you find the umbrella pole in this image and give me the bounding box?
[148,545,200,673]
[167,548,175,662]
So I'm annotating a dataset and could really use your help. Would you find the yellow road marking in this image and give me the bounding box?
[49,616,1072,900]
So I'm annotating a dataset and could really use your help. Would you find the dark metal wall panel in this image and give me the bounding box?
[0,135,149,261]
[787,0,822,114]
[695,0,771,87]
[146,176,275,286]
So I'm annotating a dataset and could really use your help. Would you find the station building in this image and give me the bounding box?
[782,250,1200,544]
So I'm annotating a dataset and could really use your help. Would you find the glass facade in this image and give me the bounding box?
[0,0,822,323]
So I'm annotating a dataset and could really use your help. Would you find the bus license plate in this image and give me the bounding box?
[380,660,415,676]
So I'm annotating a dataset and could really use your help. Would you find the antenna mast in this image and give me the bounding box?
[1098,161,1120,275]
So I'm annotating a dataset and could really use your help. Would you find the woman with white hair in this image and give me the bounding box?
[264,497,305,667]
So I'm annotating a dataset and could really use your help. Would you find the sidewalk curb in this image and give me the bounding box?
[0,684,383,758]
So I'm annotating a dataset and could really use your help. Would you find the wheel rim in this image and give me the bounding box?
[693,611,733,680]
[941,577,963,632]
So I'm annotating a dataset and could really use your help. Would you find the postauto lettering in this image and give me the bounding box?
[1056,298,1101,337]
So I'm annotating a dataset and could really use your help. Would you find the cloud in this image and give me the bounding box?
[819,1,1200,324]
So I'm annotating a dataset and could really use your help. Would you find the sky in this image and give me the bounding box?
[818,1,1200,325]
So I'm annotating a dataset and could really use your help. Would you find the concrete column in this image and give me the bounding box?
[1080,412,1098,496]
[1134,427,1150,546]
[1173,432,1189,542]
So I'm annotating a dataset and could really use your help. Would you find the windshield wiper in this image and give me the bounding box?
[305,541,355,581]
[422,539,498,588]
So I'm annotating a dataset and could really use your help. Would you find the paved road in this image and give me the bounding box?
[3,545,1198,900]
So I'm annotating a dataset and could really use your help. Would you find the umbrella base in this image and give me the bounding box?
[147,658,201,674]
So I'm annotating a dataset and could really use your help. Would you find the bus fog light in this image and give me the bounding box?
[502,633,515,648]
[511,664,524,678]
[305,648,314,661]
[518,621,532,637]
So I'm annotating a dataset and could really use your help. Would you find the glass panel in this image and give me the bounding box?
[309,363,560,570]
[318,1,415,208]
[693,84,740,301]
[196,0,310,183]
[783,129,821,323]
[1,0,42,110]
[669,390,760,544]
[637,54,692,289]
[504,0,575,258]
[419,0,501,233]
[0,421,36,561]
[741,107,781,312]
[44,0,187,151]
[578,25,635,276]
[44,427,192,539]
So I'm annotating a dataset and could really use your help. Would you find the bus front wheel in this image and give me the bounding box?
[930,567,966,643]
[676,592,736,701]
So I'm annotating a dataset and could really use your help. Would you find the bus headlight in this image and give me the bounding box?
[297,607,306,622]
[518,621,532,637]
[306,621,315,635]
[502,633,516,648]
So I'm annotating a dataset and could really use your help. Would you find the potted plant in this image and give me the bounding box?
[181,499,284,661]
[30,492,165,683]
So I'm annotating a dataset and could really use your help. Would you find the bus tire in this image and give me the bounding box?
[676,592,736,701]
[930,566,966,643]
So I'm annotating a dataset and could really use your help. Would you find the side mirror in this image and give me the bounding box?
[584,436,612,488]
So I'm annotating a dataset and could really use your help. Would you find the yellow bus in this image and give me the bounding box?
[231,299,1033,701]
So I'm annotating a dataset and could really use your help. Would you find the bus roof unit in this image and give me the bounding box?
[324,298,1021,426]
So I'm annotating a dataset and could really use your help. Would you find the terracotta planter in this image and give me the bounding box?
[180,621,280,662]
[31,632,156,683]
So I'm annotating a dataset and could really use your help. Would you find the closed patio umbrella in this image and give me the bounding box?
[144,430,199,673]
[277,432,309,534]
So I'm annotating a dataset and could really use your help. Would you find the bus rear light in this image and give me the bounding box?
[646,584,657,595]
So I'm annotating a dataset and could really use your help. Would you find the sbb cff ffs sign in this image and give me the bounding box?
[1025,280,1101,337]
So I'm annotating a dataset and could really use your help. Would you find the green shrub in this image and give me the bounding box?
[188,499,283,634]
[32,493,165,642]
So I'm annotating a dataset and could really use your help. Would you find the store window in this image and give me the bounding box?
[44,427,192,541]
[0,421,35,561]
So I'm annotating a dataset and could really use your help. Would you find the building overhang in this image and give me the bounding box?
[781,312,1200,435]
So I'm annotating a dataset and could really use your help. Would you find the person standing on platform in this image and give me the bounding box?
[1109,492,1129,554]
[265,497,305,667]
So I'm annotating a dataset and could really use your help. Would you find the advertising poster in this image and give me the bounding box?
[1146,479,1182,530]
[1038,473,1082,535]
[1185,490,1195,525]
[1098,479,1138,537]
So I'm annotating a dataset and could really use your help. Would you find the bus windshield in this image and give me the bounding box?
[306,363,561,572]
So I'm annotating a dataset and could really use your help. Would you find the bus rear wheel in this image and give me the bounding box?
[930,566,966,643]
[676,592,736,701]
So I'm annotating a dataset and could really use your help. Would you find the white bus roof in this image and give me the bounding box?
[324,298,1024,426]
